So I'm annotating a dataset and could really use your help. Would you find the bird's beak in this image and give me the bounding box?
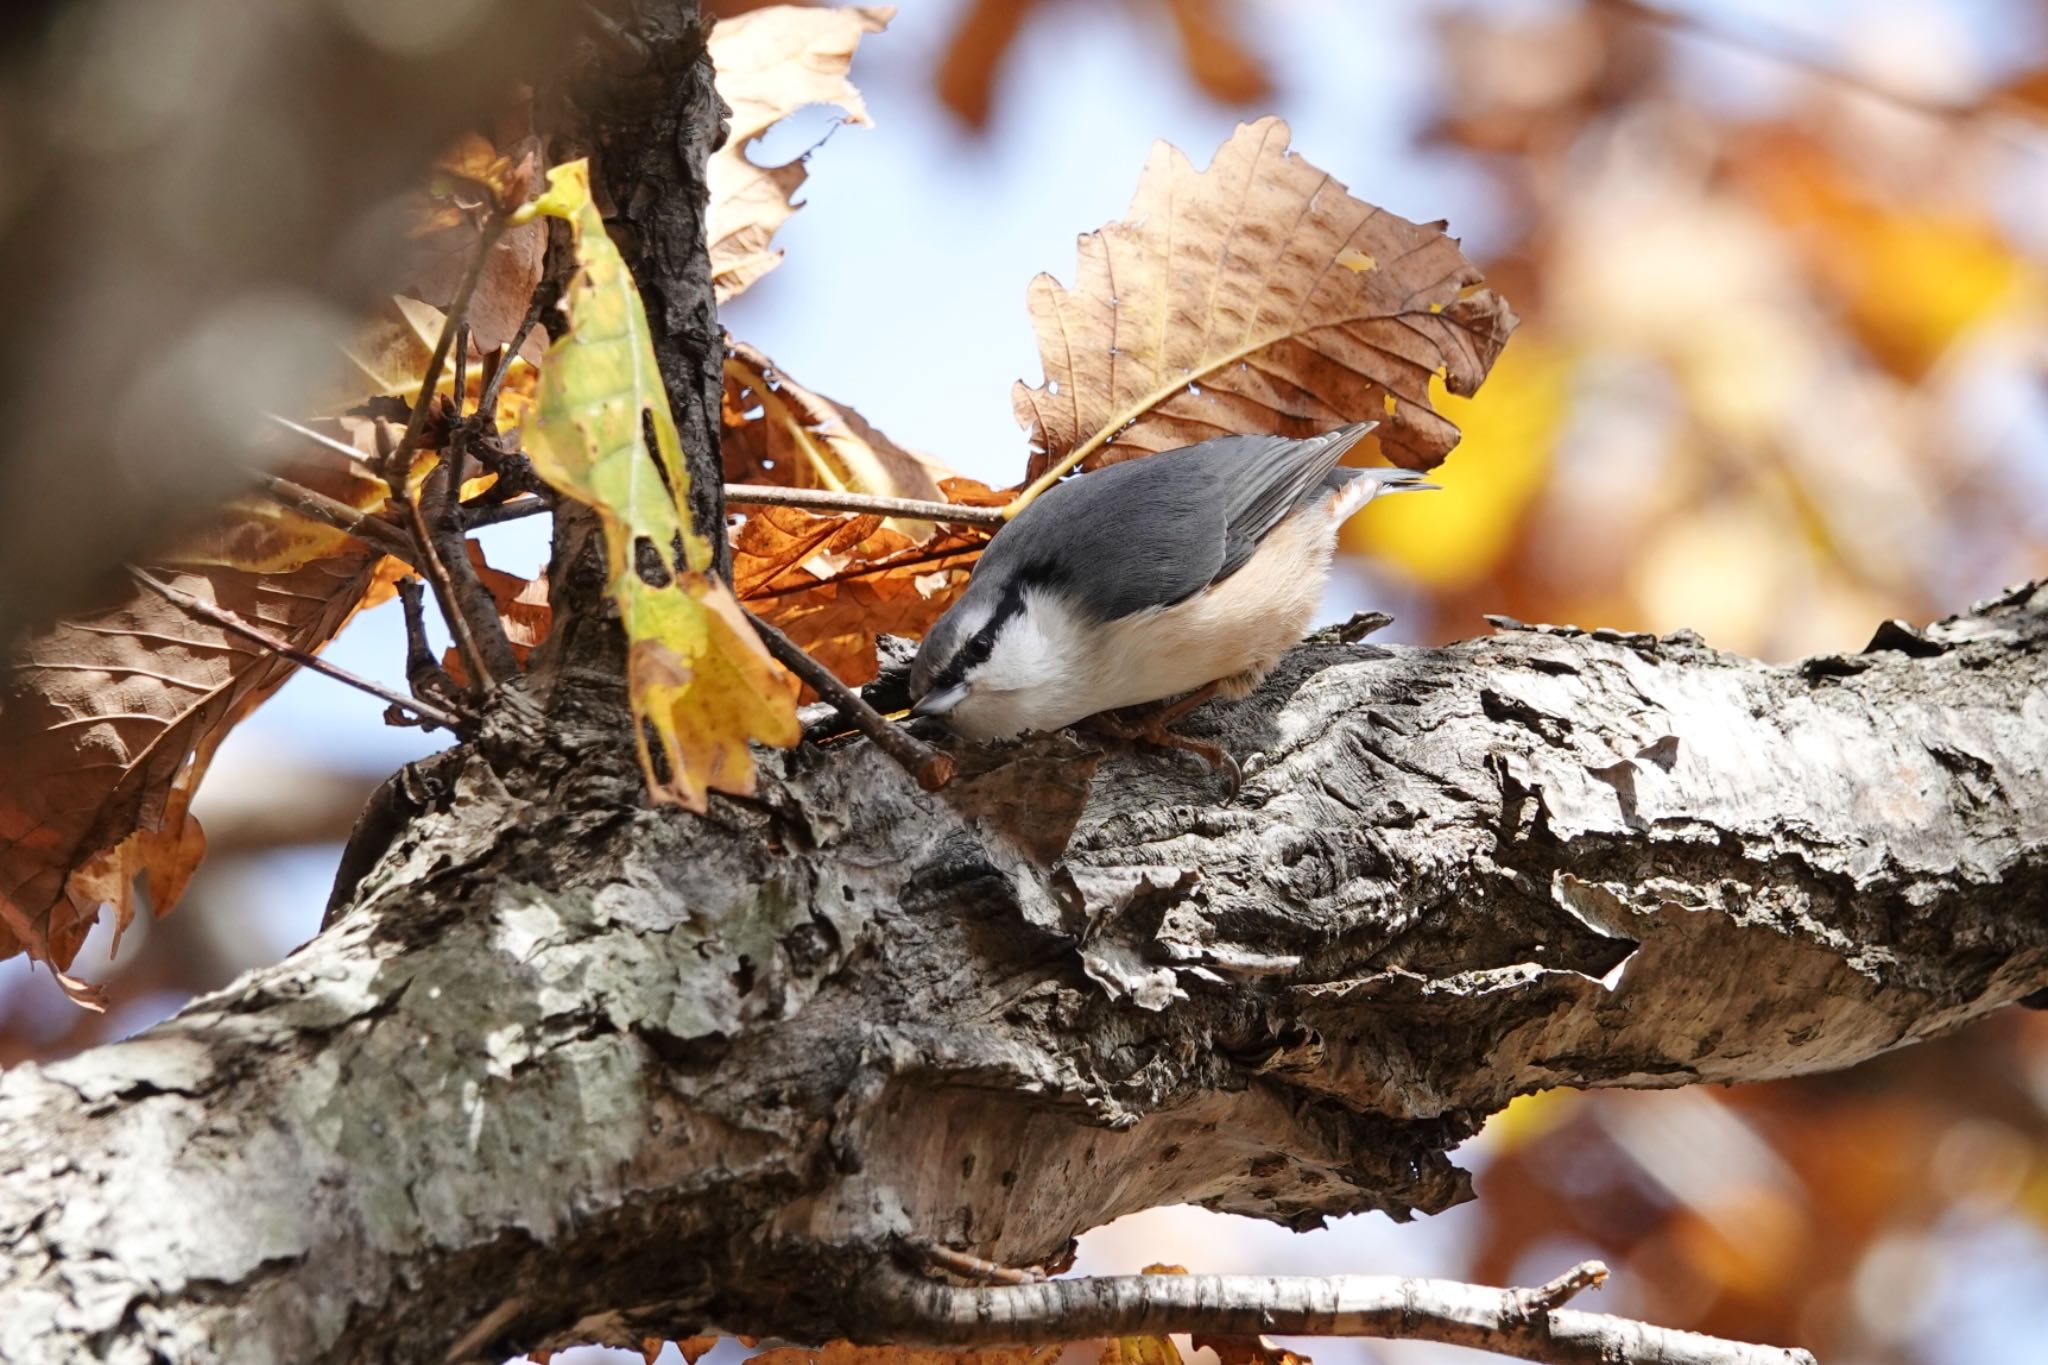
[910,681,968,719]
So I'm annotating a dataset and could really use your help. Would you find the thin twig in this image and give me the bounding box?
[725,484,1008,527]
[905,1238,1048,1287]
[463,494,553,528]
[424,452,523,682]
[394,576,466,716]
[1598,0,1972,121]
[872,1261,1814,1365]
[381,415,498,697]
[264,414,382,479]
[744,610,954,792]
[451,321,470,426]
[128,568,469,733]
[477,314,541,420]
[256,473,415,561]
[385,215,509,482]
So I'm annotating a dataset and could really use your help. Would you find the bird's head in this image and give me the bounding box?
[908,577,1078,741]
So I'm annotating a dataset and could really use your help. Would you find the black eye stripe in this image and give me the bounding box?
[931,573,1038,691]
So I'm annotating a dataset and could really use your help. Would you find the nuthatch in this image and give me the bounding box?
[909,422,1430,758]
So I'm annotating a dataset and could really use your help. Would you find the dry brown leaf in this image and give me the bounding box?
[461,540,551,660]
[1190,1334,1311,1365]
[935,0,1040,129]
[722,346,1000,684]
[0,550,386,1004]
[751,1343,1064,1365]
[724,341,954,503]
[1159,0,1272,107]
[707,5,893,302]
[1014,116,1517,480]
[442,542,552,688]
[733,494,993,687]
[398,132,548,354]
[671,1337,722,1365]
[935,0,1266,129]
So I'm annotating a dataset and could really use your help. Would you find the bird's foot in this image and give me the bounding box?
[1080,688,1241,799]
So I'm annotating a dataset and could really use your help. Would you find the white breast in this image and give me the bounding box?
[943,503,1341,739]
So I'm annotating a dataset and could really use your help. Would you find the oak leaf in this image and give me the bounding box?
[707,5,892,302]
[0,550,387,1005]
[733,499,992,687]
[1014,116,1517,480]
[724,341,954,506]
[526,160,799,809]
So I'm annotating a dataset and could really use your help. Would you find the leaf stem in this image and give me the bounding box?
[128,568,470,734]
[744,610,954,792]
[256,473,416,561]
[724,484,1007,526]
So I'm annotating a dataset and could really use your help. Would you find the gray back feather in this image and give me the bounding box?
[965,422,1379,625]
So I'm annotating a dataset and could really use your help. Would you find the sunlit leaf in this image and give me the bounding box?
[707,5,892,302]
[525,160,799,810]
[1014,116,1516,481]
[1341,335,1565,588]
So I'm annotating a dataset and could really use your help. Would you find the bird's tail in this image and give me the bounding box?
[1323,465,1438,521]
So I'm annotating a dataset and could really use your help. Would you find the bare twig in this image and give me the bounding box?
[128,568,469,734]
[724,484,1008,527]
[744,610,954,792]
[381,416,500,697]
[904,1238,1047,1287]
[256,473,415,561]
[421,411,523,684]
[264,414,383,480]
[872,1261,1813,1365]
[385,216,509,482]
[463,482,1005,531]
[477,313,542,420]
[1508,1261,1610,1322]
[464,493,553,528]
[394,576,468,719]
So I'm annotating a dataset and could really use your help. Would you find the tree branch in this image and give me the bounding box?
[868,1261,1813,1365]
[725,484,1009,526]
[3,581,2042,1363]
[746,609,954,791]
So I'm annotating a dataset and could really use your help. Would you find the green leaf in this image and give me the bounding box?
[525,159,799,810]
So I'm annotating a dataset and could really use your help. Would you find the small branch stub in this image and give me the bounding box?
[746,609,954,791]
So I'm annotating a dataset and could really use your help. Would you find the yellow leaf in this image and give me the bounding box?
[1343,335,1565,588]
[527,160,799,810]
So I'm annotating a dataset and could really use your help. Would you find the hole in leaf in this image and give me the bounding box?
[635,536,673,587]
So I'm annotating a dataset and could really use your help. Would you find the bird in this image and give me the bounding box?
[907,421,1432,773]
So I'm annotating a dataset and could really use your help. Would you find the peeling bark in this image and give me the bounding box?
[2,583,2045,1363]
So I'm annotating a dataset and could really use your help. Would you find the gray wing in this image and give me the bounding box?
[974,423,1377,622]
[1210,423,1377,579]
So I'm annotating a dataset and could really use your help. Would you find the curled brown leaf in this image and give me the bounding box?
[1013,116,1517,483]
[707,6,893,302]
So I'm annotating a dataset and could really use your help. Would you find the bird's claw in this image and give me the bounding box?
[1078,709,1241,799]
